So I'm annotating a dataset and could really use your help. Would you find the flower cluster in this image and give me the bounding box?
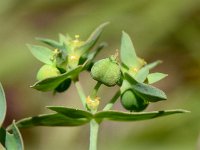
[29,23,167,112]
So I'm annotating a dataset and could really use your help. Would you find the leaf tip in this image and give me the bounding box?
[179,109,190,113]
[102,21,110,26]
[122,30,127,35]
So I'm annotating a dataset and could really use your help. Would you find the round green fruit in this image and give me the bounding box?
[36,65,61,80]
[91,57,121,86]
[120,89,148,112]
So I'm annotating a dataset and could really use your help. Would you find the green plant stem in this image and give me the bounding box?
[90,82,101,99]
[89,119,99,150]
[103,90,121,111]
[74,80,87,109]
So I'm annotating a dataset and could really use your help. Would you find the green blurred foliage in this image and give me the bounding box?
[0,0,200,149]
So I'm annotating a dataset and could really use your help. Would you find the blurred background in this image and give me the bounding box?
[1,0,200,149]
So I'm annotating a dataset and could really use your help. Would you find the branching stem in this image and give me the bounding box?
[74,79,87,109]
[103,90,121,111]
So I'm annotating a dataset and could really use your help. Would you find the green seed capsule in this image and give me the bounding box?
[91,57,121,86]
[36,64,61,80]
[121,89,148,112]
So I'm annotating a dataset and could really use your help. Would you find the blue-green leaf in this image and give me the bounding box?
[0,83,6,127]
[5,121,24,150]
[87,43,107,61]
[31,65,83,91]
[147,72,168,84]
[47,106,93,119]
[120,79,130,94]
[125,73,167,102]
[79,22,109,55]
[146,60,162,70]
[134,66,149,82]
[59,33,67,44]
[36,37,62,49]
[15,113,89,128]
[80,42,107,70]
[120,31,140,68]
[27,44,53,65]
[94,109,189,122]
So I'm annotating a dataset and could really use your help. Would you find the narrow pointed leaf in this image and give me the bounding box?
[120,79,130,94]
[15,113,89,128]
[94,109,189,122]
[61,34,72,51]
[31,65,83,91]
[79,22,109,55]
[134,66,149,82]
[5,121,24,150]
[125,73,167,102]
[80,42,107,70]
[87,42,107,61]
[47,106,92,119]
[36,37,62,49]
[146,60,162,70]
[27,44,53,65]
[0,83,6,127]
[147,73,168,84]
[120,32,140,68]
[59,33,67,44]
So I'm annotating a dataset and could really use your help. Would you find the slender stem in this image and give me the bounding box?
[90,82,101,99]
[89,119,99,150]
[103,90,121,111]
[74,80,87,109]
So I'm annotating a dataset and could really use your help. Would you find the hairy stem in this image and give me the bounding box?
[74,80,87,109]
[103,90,121,111]
[89,119,99,150]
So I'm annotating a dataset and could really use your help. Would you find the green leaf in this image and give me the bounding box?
[120,31,140,68]
[61,34,72,51]
[79,22,109,55]
[80,42,107,70]
[27,44,53,65]
[146,60,162,70]
[147,72,168,84]
[94,109,189,122]
[36,37,62,49]
[31,65,83,91]
[87,42,107,61]
[5,121,24,150]
[59,33,67,44]
[120,79,130,94]
[0,83,6,127]
[15,113,89,128]
[125,73,167,102]
[47,106,93,119]
[134,66,149,82]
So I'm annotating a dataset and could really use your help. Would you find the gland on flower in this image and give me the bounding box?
[67,53,80,69]
[91,56,121,86]
[120,89,148,112]
[36,64,61,81]
[70,35,84,48]
[86,96,100,110]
